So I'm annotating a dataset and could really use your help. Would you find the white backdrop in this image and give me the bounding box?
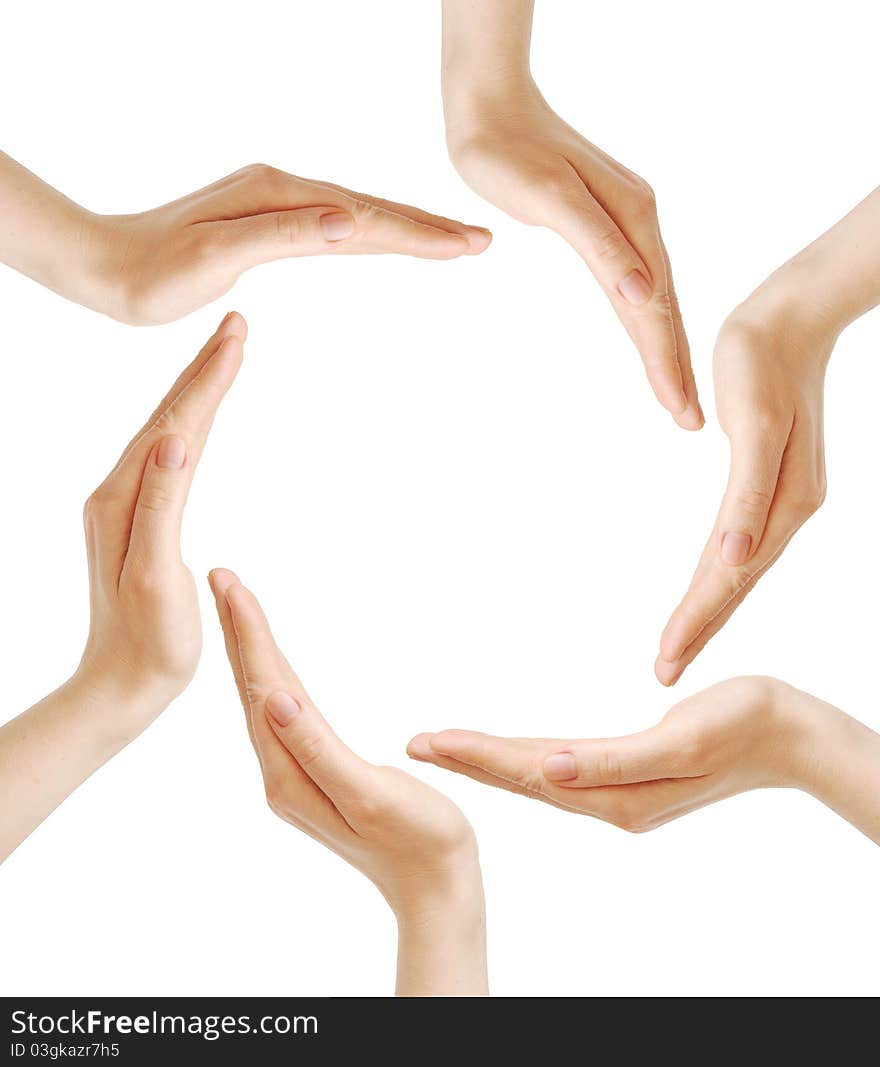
[1,0,878,997]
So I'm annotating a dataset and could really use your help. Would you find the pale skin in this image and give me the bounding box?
[441,0,702,429]
[0,312,246,861]
[0,151,491,325]
[657,186,880,684]
[208,570,488,997]
[409,676,880,845]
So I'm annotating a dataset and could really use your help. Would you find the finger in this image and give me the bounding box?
[124,436,190,573]
[544,170,687,419]
[262,690,376,813]
[659,235,703,430]
[613,209,699,428]
[208,568,284,767]
[408,734,711,829]
[407,734,589,816]
[208,568,254,747]
[657,434,816,683]
[205,206,357,272]
[112,311,246,477]
[304,178,492,254]
[654,524,801,686]
[421,731,557,795]
[198,166,490,255]
[111,334,242,583]
[716,420,790,567]
[222,581,374,813]
[540,722,696,787]
[210,571,352,839]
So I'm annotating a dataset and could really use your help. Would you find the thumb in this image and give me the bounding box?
[717,425,788,566]
[125,436,190,571]
[218,206,356,271]
[542,724,684,787]
[263,691,374,810]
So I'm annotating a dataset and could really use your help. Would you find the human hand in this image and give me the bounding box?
[444,83,702,428]
[94,166,492,324]
[209,570,487,995]
[0,152,491,325]
[656,275,837,685]
[77,312,245,724]
[408,677,825,833]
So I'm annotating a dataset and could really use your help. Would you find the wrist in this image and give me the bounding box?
[392,862,488,997]
[726,262,843,372]
[767,682,846,791]
[77,213,135,321]
[443,70,541,140]
[70,660,175,755]
[391,860,485,930]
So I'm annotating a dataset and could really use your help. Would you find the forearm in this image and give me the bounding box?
[441,0,535,116]
[792,693,880,846]
[765,186,880,335]
[0,150,117,313]
[0,671,156,862]
[394,873,488,996]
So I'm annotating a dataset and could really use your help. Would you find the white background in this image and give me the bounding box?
[1,0,878,997]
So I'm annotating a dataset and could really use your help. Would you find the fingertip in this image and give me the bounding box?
[428,729,472,757]
[208,568,239,598]
[220,310,248,341]
[654,655,681,687]
[463,227,493,254]
[428,232,471,260]
[406,733,436,761]
[675,405,705,432]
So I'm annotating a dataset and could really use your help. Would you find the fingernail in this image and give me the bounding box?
[678,405,704,431]
[320,212,355,241]
[543,752,577,781]
[618,269,652,306]
[266,692,302,727]
[209,569,236,597]
[156,436,186,469]
[721,531,751,566]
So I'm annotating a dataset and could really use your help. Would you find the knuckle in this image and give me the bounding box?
[606,796,646,833]
[526,165,570,200]
[647,289,674,317]
[127,562,164,596]
[798,481,827,516]
[243,162,283,187]
[630,180,657,216]
[293,732,324,770]
[350,793,388,828]
[264,781,285,819]
[594,749,623,786]
[83,483,118,528]
[735,487,774,519]
[592,225,630,265]
[273,210,303,245]
[137,486,174,515]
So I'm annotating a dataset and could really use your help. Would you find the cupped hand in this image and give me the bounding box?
[77,312,245,713]
[93,165,491,325]
[208,570,480,913]
[409,676,814,833]
[656,279,837,685]
[446,84,702,428]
